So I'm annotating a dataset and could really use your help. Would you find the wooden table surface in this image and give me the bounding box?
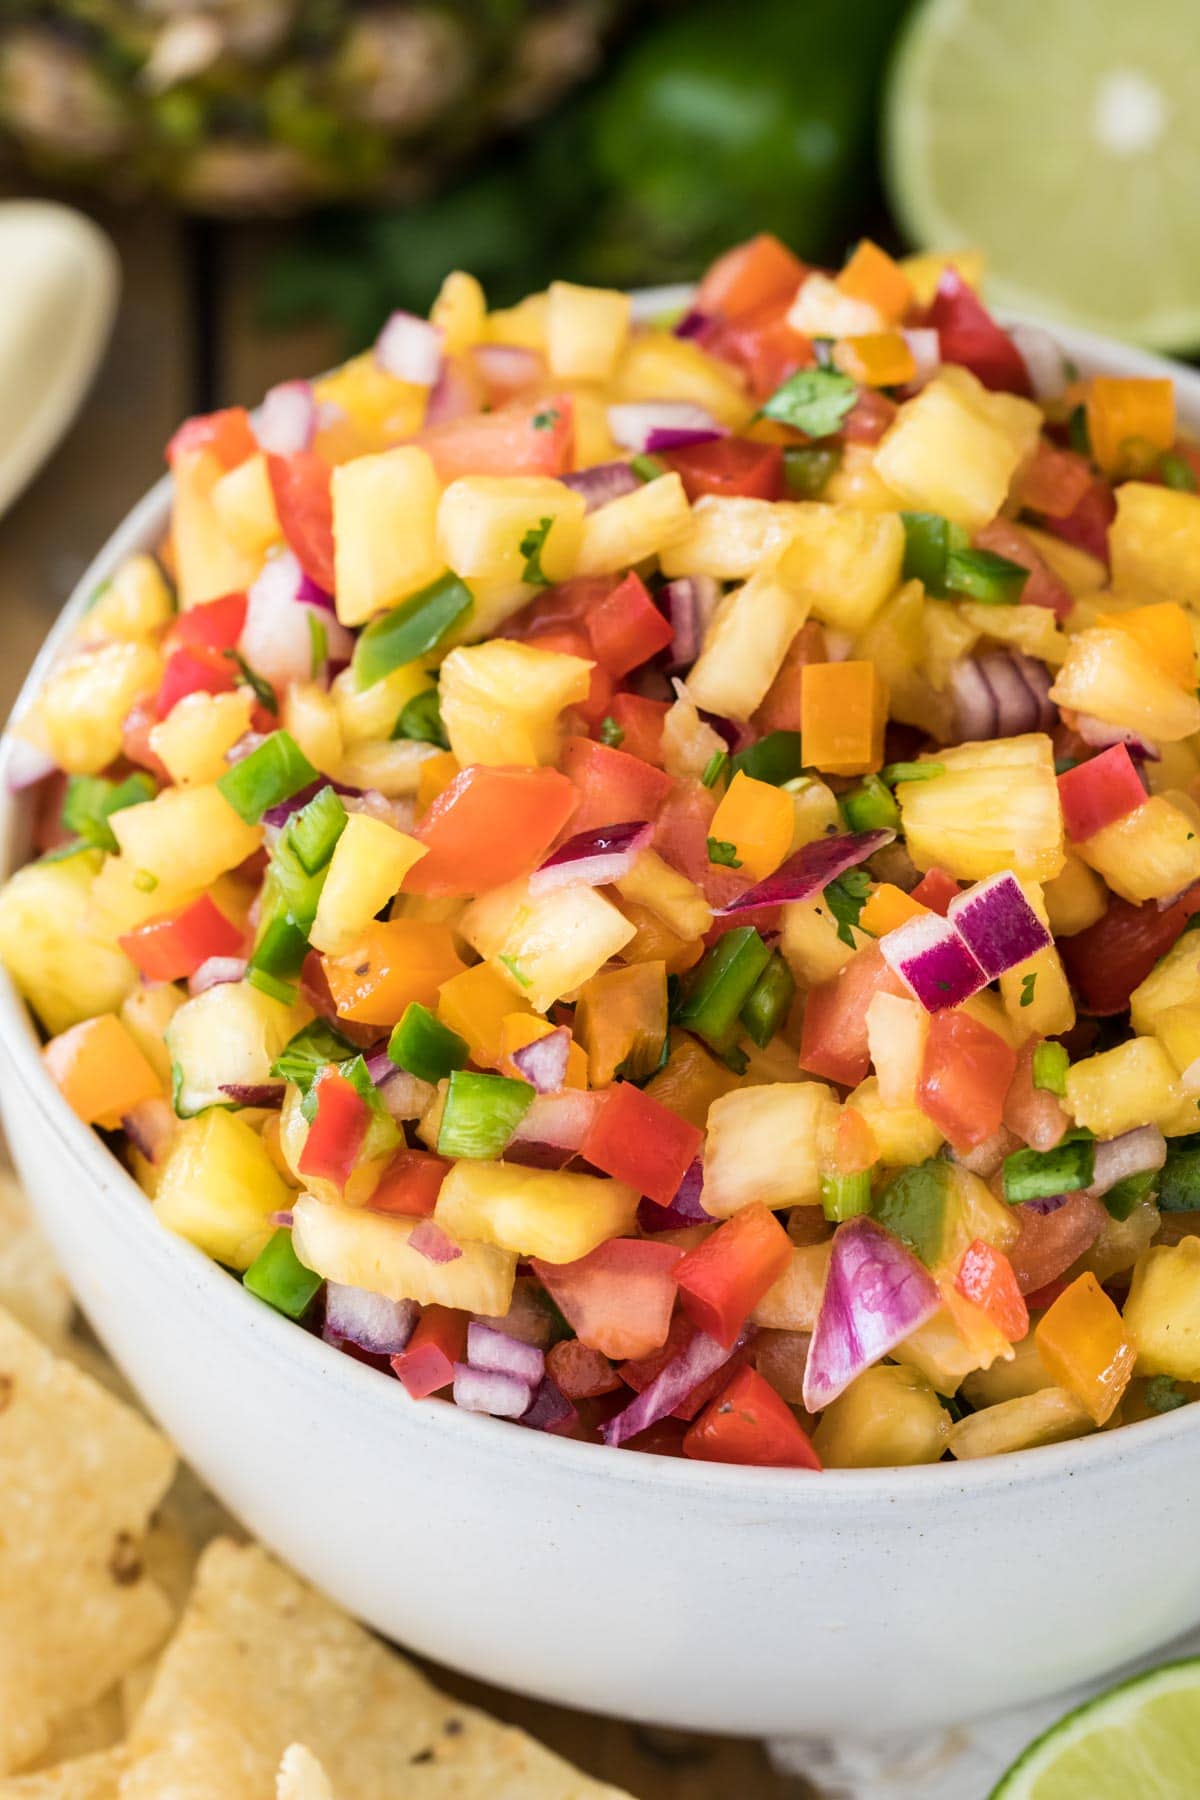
[0,202,819,1800]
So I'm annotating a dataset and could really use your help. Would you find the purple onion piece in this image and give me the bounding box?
[1011,654,1057,732]
[1020,1193,1071,1218]
[801,1218,940,1413]
[325,1282,416,1356]
[715,829,895,916]
[364,1050,397,1088]
[558,461,641,514]
[502,1140,577,1171]
[880,911,988,1013]
[452,1363,533,1418]
[607,401,721,454]
[978,654,1039,736]
[253,379,316,456]
[467,1321,545,1387]
[530,820,653,895]
[261,777,363,830]
[188,956,247,996]
[510,1088,603,1151]
[375,309,442,386]
[946,872,1052,979]
[661,576,720,674]
[219,1082,286,1109]
[949,658,1000,742]
[1088,1126,1167,1198]
[673,308,714,342]
[636,1161,713,1234]
[698,708,746,753]
[520,1376,579,1435]
[603,1327,749,1449]
[269,1209,294,1229]
[408,1220,462,1265]
[511,1027,570,1095]
[1075,712,1161,763]
[644,426,725,453]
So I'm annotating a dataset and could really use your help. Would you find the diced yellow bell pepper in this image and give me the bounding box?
[322,920,465,1027]
[708,771,794,881]
[574,961,668,1087]
[834,332,916,388]
[1035,1272,1135,1423]
[836,239,914,322]
[1086,377,1175,476]
[498,1013,587,1089]
[800,660,886,776]
[437,962,535,1068]
[43,1012,163,1130]
[615,899,704,976]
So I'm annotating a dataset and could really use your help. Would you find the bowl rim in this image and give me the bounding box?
[5,299,1200,1507]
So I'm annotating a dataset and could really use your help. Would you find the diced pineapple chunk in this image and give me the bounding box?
[1123,1236,1200,1378]
[309,815,426,955]
[1110,481,1200,604]
[813,1364,951,1468]
[283,682,342,777]
[1043,852,1107,936]
[430,269,487,354]
[1065,1036,1181,1136]
[822,441,907,513]
[1131,934,1200,1036]
[961,1334,1054,1408]
[751,1243,831,1331]
[438,638,592,767]
[948,1386,1095,1458]
[1050,627,1200,743]
[210,452,281,557]
[435,1160,638,1264]
[865,994,929,1109]
[1076,794,1200,904]
[331,446,443,627]
[0,851,135,1035]
[120,982,185,1087]
[609,331,753,429]
[576,473,692,576]
[164,980,297,1117]
[702,1082,838,1216]
[874,367,1040,529]
[778,503,905,633]
[923,599,980,691]
[546,281,631,381]
[150,690,254,786]
[436,476,585,585]
[459,877,635,1012]
[615,850,711,940]
[781,894,863,985]
[154,1108,291,1271]
[1022,526,1106,597]
[111,785,261,890]
[172,448,264,608]
[659,495,793,581]
[484,291,548,350]
[331,661,430,746]
[892,1286,1010,1393]
[1153,1003,1200,1080]
[787,271,883,338]
[76,553,174,645]
[659,682,727,781]
[896,734,1065,883]
[686,563,811,722]
[998,881,1074,1037]
[293,1192,516,1314]
[25,640,162,775]
[958,601,1069,666]
[847,1075,944,1166]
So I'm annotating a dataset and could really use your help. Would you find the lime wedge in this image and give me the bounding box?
[991,1657,1200,1798]
[885,0,1200,349]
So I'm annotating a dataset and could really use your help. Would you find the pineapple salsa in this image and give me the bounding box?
[8,234,1200,1470]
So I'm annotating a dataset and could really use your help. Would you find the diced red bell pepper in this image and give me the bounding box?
[167,406,256,470]
[663,437,785,502]
[605,693,670,767]
[673,1202,792,1350]
[580,1082,703,1207]
[1058,882,1200,1015]
[155,644,237,720]
[706,299,814,402]
[162,592,248,657]
[956,1239,1029,1342]
[297,1067,370,1189]
[1057,744,1146,842]
[267,450,336,593]
[751,620,827,736]
[585,573,674,679]
[409,765,578,896]
[842,389,898,444]
[926,271,1032,396]
[391,1305,468,1399]
[119,894,244,982]
[909,867,961,915]
[696,233,807,319]
[420,394,574,482]
[560,735,676,836]
[1023,1276,1072,1312]
[974,519,1071,620]
[1040,474,1115,568]
[546,1338,624,1399]
[521,625,613,728]
[917,1010,1018,1153]
[1016,440,1095,519]
[367,1147,450,1218]
[682,1365,822,1469]
[798,943,908,1087]
[533,1239,684,1361]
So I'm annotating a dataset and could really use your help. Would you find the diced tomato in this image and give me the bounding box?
[409,765,578,896]
[926,271,1032,396]
[420,394,574,482]
[162,592,248,657]
[663,437,785,502]
[1016,440,1094,519]
[605,693,669,767]
[652,780,753,910]
[956,1239,1029,1342]
[119,894,244,982]
[798,944,907,1087]
[1058,882,1200,1015]
[673,1202,792,1350]
[522,625,613,728]
[1008,1192,1108,1297]
[546,1337,624,1399]
[1023,1276,1071,1312]
[909,867,961,915]
[683,1365,821,1469]
[391,1306,468,1399]
[167,406,256,470]
[973,519,1072,620]
[267,451,336,593]
[917,1010,1017,1152]
[585,573,674,679]
[696,233,807,319]
[842,389,898,444]
[297,1067,370,1189]
[533,1240,684,1361]
[1057,745,1146,842]
[751,620,826,735]
[580,1082,703,1207]
[507,575,612,641]
[706,298,814,401]
[367,1147,449,1218]
[560,735,675,836]
[1003,1041,1071,1152]
[1039,474,1115,568]
[155,644,237,719]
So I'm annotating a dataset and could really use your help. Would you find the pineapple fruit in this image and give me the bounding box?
[686,563,811,722]
[1049,627,1200,742]
[20,640,162,775]
[750,1243,832,1332]
[777,503,905,633]
[1124,1237,1200,1379]
[150,690,254,786]
[813,1364,951,1468]
[153,1109,292,1271]
[1065,1037,1182,1137]
[436,477,585,586]
[434,1160,638,1264]
[110,785,261,890]
[576,472,692,577]
[76,553,173,645]
[164,980,300,1118]
[331,447,442,628]
[309,814,427,956]
[948,1388,1095,1459]
[546,281,631,381]
[702,1082,837,1216]
[1075,794,1200,904]
[896,734,1065,884]
[874,367,1041,529]
[610,332,753,429]
[292,1193,516,1315]
[172,450,264,608]
[0,852,135,1035]
[438,638,592,768]
[1110,482,1200,604]
[459,877,635,1012]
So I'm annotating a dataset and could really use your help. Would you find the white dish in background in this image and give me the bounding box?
[2,304,1200,1741]
[0,202,119,519]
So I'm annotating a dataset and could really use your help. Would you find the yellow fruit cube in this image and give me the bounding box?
[1152,1003,1200,1079]
[76,553,174,645]
[331,447,443,627]
[111,785,261,890]
[1023,525,1106,597]
[1043,852,1107,936]
[751,1243,832,1331]
[781,895,861,985]
[459,877,635,1013]
[896,733,1065,884]
[309,815,427,955]
[864,995,929,1109]
[293,1192,516,1314]
[439,637,591,768]
[702,1082,837,1216]
[781,503,906,634]
[436,476,584,584]
[1110,481,1200,604]
[210,452,281,557]
[336,739,440,798]
[1050,627,1200,743]
[614,850,711,940]
[282,682,342,777]
[874,367,1040,529]
[546,281,631,381]
[1065,1036,1181,1136]
[165,979,297,1117]
[1131,932,1200,1035]
[149,690,254,786]
[814,1364,951,1468]
[610,331,753,429]
[1124,1236,1200,1378]
[686,563,811,722]
[659,495,794,581]
[154,1109,291,1271]
[0,851,135,1035]
[331,661,430,746]
[438,962,534,1067]
[948,1387,1094,1458]
[998,881,1074,1038]
[172,448,264,608]
[823,442,907,513]
[484,291,548,350]
[847,1075,945,1167]
[312,352,427,448]
[787,271,883,337]
[430,269,487,353]
[25,640,162,775]
[659,683,727,781]
[120,981,185,1088]
[435,1160,638,1264]
[576,472,692,576]
[1076,794,1200,904]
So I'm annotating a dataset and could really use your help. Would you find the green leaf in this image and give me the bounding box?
[224,649,278,714]
[270,1019,357,1093]
[823,867,872,948]
[599,716,625,748]
[706,837,742,869]
[1019,971,1037,1008]
[393,687,449,750]
[761,367,857,438]
[518,516,555,588]
[701,749,729,789]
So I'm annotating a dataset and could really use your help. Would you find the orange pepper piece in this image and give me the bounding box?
[836,239,913,324]
[643,1028,739,1129]
[323,920,464,1026]
[831,1104,878,1175]
[1086,377,1175,475]
[616,899,705,976]
[437,962,534,1067]
[709,771,794,881]
[800,660,887,776]
[43,1013,163,1129]
[1035,1271,1136,1424]
[575,961,668,1087]
[1098,601,1195,691]
[859,882,930,937]
[416,750,460,815]
[834,332,917,389]
[499,1013,588,1089]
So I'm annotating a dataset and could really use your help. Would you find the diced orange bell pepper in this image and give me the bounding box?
[836,239,913,324]
[800,660,887,776]
[499,1014,587,1089]
[416,751,460,815]
[696,232,807,319]
[1034,1271,1135,1424]
[644,1028,740,1129]
[574,961,668,1087]
[1098,601,1195,692]
[834,332,917,389]
[859,882,930,937]
[43,1013,163,1130]
[708,771,794,881]
[1086,377,1175,475]
[616,899,705,975]
[437,962,534,1067]
[322,920,465,1027]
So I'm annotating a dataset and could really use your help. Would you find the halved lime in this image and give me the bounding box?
[991,1657,1200,1797]
[885,0,1200,349]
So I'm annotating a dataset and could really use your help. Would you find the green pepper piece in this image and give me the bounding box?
[1100,1167,1157,1222]
[730,730,805,787]
[872,1159,954,1265]
[944,546,1029,606]
[217,730,318,825]
[1002,1134,1095,1204]
[1031,1041,1069,1096]
[271,1019,357,1092]
[61,772,156,853]
[840,774,901,833]
[821,1169,873,1223]
[782,444,842,499]
[388,1002,469,1086]
[899,511,967,595]
[437,1069,534,1160]
[287,784,348,876]
[243,1229,322,1319]
[352,573,473,690]
[1157,1139,1200,1211]
[393,687,449,749]
[739,952,796,1050]
[676,926,770,1051]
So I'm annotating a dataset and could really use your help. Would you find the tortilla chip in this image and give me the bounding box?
[122,1540,631,1799]
[276,1746,334,1800]
[0,1307,176,1774]
[0,1173,71,1347]
[0,1749,126,1798]
[23,1694,124,1775]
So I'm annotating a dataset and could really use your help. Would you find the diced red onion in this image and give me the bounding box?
[225,731,269,766]
[219,1082,285,1108]
[714,829,895,916]
[6,737,57,791]
[902,327,941,385]
[880,911,988,1013]
[472,342,545,392]
[949,659,998,742]
[242,550,353,690]
[978,654,1040,736]
[364,1052,433,1121]
[344,789,417,833]
[559,461,641,514]
[802,1218,940,1412]
[1075,712,1161,762]
[661,576,720,673]
[1008,323,1070,401]
[511,1027,570,1095]
[520,1376,578,1435]
[947,871,1051,979]
[603,1327,748,1448]
[673,308,714,342]
[188,955,247,996]
[408,1220,462,1265]
[1011,654,1057,731]
[375,310,443,386]
[1022,1193,1071,1218]
[697,705,749,753]
[253,379,316,456]
[452,1363,533,1418]
[467,1320,545,1387]
[325,1282,417,1356]
[1087,1126,1167,1198]
[269,1209,294,1228]
[502,1140,577,1170]
[607,402,723,454]
[637,1158,712,1233]
[530,820,653,894]
[121,1096,175,1163]
[511,1088,603,1152]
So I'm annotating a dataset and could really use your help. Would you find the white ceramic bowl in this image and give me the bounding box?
[3,311,1200,1742]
